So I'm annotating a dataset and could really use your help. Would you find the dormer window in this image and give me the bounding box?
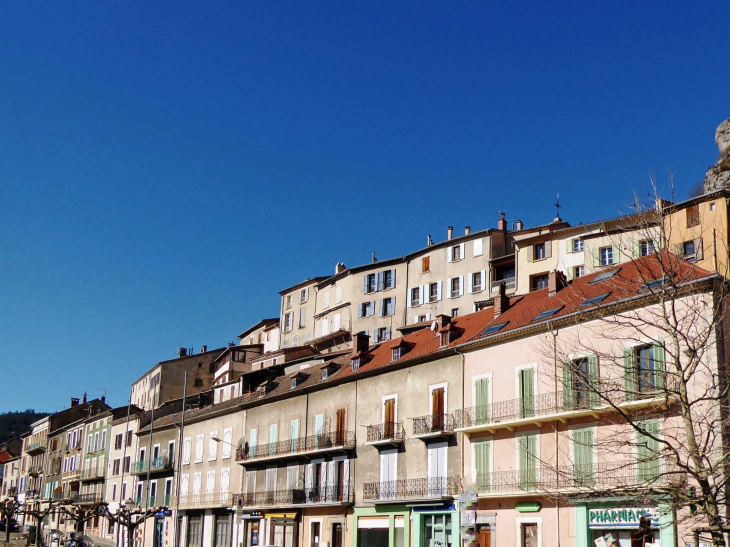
[291,378,297,389]
[322,369,329,379]
[440,332,449,347]
[392,347,401,361]
[352,358,360,371]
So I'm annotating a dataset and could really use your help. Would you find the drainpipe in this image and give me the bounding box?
[141,397,156,547]
[549,322,561,547]
[454,347,466,489]
[117,393,133,547]
[173,371,187,547]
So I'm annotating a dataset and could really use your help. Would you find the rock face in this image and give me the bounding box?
[704,117,730,192]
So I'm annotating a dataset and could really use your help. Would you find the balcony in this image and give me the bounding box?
[26,441,45,455]
[74,492,104,505]
[131,453,175,475]
[53,489,76,502]
[474,460,682,498]
[28,464,44,477]
[80,466,105,481]
[490,277,516,295]
[176,493,235,510]
[455,386,674,435]
[412,414,455,440]
[63,468,81,479]
[362,476,459,504]
[234,482,354,509]
[134,494,172,508]
[365,423,405,447]
[235,431,355,464]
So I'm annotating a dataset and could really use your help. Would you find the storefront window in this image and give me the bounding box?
[423,515,452,547]
[187,516,202,547]
[591,529,659,547]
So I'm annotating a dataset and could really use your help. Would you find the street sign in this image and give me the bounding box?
[458,494,477,504]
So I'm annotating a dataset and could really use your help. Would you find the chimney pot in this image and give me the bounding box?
[352,332,370,356]
[427,235,433,247]
[435,314,452,330]
[372,252,377,263]
[548,270,568,296]
[82,392,87,405]
[201,345,207,353]
[70,398,79,408]
[178,348,187,358]
[494,283,509,317]
[464,226,471,235]
[101,395,106,403]
[335,262,347,274]
[447,226,454,240]
[516,219,523,231]
[497,212,507,231]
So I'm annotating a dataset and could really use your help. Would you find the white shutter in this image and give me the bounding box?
[426,313,432,321]
[343,460,351,501]
[447,247,453,263]
[180,474,189,496]
[220,468,230,493]
[446,278,452,299]
[459,276,465,296]
[467,274,473,294]
[473,239,483,257]
[459,243,465,259]
[195,435,204,462]
[306,464,314,490]
[320,463,327,499]
[437,281,442,301]
[192,472,201,495]
[336,287,342,303]
[480,270,486,291]
[412,315,419,324]
[333,313,341,331]
[206,470,215,494]
[183,437,191,464]
[323,292,329,308]
[209,431,218,460]
[249,429,257,448]
[222,428,232,459]
[327,462,336,488]
[407,288,412,308]
[421,285,427,306]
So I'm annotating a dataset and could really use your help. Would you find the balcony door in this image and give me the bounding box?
[335,409,346,445]
[383,398,396,438]
[265,467,276,503]
[431,388,445,430]
[518,368,535,418]
[380,449,397,499]
[427,442,447,496]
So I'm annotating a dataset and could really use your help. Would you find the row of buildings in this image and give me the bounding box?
[3,189,730,547]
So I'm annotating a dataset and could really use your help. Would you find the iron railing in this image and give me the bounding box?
[235,430,355,462]
[366,422,405,443]
[131,453,174,475]
[28,464,43,477]
[413,414,455,436]
[490,277,516,294]
[475,461,682,494]
[52,490,75,501]
[80,465,105,481]
[234,481,353,507]
[362,476,460,501]
[74,492,104,505]
[176,493,235,509]
[62,468,81,478]
[26,441,45,454]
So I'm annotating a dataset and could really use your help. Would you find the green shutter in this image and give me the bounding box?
[592,248,600,267]
[562,362,574,411]
[588,355,599,407]
[637,421,661,481]
[612,245,621,264]
[573,428,594,486]
[519,435,537,490]
[624,348,637,401]
[475,442,490,493]
[566,239,573,254]
[653,342,665,391]
[632,240,640,259]
[475,378,490,425]
[520,369,535,418]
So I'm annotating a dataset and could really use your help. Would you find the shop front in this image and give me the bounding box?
[575,502,675,547]
[411,503,459,547]
[354,506,410,547]
[239,511,264,547]
[264,511,299,547]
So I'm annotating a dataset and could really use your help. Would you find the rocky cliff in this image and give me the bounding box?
[704,117,730,192]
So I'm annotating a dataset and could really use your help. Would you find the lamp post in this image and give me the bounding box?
[2,497,19,543]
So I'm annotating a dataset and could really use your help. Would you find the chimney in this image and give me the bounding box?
[494,282,509,317]
[101,395,106,404]
[447,226,454,240]
[352,332,370,356]
[427,235,433,247]
[70,398,79,408]
[178,348,187,358]
[435,314,452,330]
[548,270,568,296]
[201,345,207,353]
[82,392,87,405]
[372,252,377,264]
[497,212,507,231]
[464,226,471,235]
[516,219,523,231]
[335,262,346,274]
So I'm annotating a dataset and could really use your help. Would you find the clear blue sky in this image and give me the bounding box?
[1,1,727,413]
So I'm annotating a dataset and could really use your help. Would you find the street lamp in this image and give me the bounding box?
[124,498,134,513]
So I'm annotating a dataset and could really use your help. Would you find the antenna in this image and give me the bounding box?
[554,193,562,219]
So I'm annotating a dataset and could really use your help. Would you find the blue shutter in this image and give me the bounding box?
[378,299,384,317]
[363,275,369,294]
[390,269,396,289]
[377,272,384,292]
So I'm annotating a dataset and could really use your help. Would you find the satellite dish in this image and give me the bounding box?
[237,437,245,450]
[430,321,438,331]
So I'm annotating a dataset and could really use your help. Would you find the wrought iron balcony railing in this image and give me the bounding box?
[475,460,682,495]
[62,468,81,478]
[74,492,104,505]
[80,465,105,481]
[28,465,44,477]
[362,476,460,501]
[53,489,75,502]
[176,492,234,509]
[131,453,175,475]
[413,414,455,437]
[366,422,405,445]
[490,277,516,294]
[26,441,45,454]
[234,482,353,508]
[235,430,355,463]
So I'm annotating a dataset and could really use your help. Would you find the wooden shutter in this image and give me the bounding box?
[446,278,452,299]
[520,369,535,417]
[592,248,600,267]
[474,441,490,492]
[653,342,665,390]
[545,241,552,258]
[637,421,661,481]
[363,275,369,294]
[526,245,533,263]
[480,270,486,291]
[422,257,430,273]
[378,299,384,317]
[623,348,637,401]
[384,399,395,425]
[377,272,384,291]
[459,243,465,259]
[612,245,620,264]
[694,238,704,260]
[562,362,573,410]
[437,281,442,301]
[459,276,465,296]
[588,355,599,406]
[467,274,473,294]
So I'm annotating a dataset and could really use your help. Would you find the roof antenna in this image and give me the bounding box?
[554,193,562,222]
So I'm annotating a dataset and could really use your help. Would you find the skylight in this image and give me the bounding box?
[580,292,611,307]
[532,306,564,322]
[590,268,621,284]
[481,322,508,337]
[641,277,670,292]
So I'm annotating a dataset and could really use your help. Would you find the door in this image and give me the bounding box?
[335,409,346,445]
[331,523,343,547]
[384,399,395,438]
[310,521,320,547]
[521,523,537,547]
[423,514,453,547]
[427,442,447,495]
[519,369,535,418]
[475,378,490,425]
[477,526,491,547]
[380,449,397,499]
[431,388,445,430]
[153,517,164,547]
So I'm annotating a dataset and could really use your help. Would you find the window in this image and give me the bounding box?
[380,297,395,317]
[194,378,204,387]
[563,356,598,411]
[291,378,297,389]
[364,274,376,294]
[392,347,401,361]
[284,312,294,332]
[686,204,700,228]
[182,437,191,465]
[639,239,655,257]
[534,243,546,260]
[572,238,584,252]
[359,301,375,317]
[451,245,462,261]
[572,427,595,486]
[533,306,563,321]
[481,321,508,336]
[573,265,584,278]
[376,327,391,343]
[439,332,449,347]
[590,268,620,284]
[580,292,611,307]
[115,434,123,450]
[323,292,329,309]
[335,287,342,304]
[637,420,661,481]
[429,282,439,302]
[418,315,429,322]
[422,256,430,272]
[680,239,702,262]
[214,514,231,547]
[518,433,538,489]
[123,456,130,473]
[599,246,615,266]
[451,308,459,317]
[473,441,490,488]
[112,459,120,475]
[410,287,421,307]
[286,295,292,309]
[187,515,203,547]
[298,308,306,328]
[112,483,117,501]
[451,277,461,297]
[322,368,329,379]
[352,358,360,371]
[383,269,394,290]
[710,202,717,211]
[471,271,483,292]
[195,435,204,463]
[530,274,549,291]
[299,288,309,303]
[209,431,218,461]
[624,343,665,399]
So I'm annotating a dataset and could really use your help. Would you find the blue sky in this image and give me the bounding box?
[0,1,727,412]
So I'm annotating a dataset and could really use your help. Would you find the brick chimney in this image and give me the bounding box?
[201,345,207,353]
[548,270,568,296]
[178,348,187,358]
[70,397,79,408]
[516,219,523,231]
[464,226,471,235]
[494,282,509,317]
[101,394,106,404]
[435,314,452,330]
[352,332,370,356]
[497,212,507,231]
[335,262,347,274]
[372,252,377,263]
[447,226,454,240]
[82,392,87,405]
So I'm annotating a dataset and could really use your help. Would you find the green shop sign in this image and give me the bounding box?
[587,507,659,529]
[515,502,541,513]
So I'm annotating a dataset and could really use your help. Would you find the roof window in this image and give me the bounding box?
[580,292,611,307]
[532,306,564,322]
[590,268,621,284]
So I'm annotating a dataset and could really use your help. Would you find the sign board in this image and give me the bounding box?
[460,509,475,527]
[515,502,541,513]
[587,507,659,529]
[458,494,477,505]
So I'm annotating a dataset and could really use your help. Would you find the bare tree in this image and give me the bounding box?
[0,497,20,543]
[100,503,163,547]
[533,178,730,546]
[19,500,66,547]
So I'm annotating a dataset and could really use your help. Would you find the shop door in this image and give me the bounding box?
[477,526,491,547]
[153,517,164,547]
[521,523,537,547]
[423,514,452,547]
[246,520,260,547]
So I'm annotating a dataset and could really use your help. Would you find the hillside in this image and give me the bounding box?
[0,410,50,444]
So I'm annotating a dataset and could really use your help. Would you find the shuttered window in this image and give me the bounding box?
[518,434,537,489]
[518,369,535,418]
[637,420,661,481]
[474,378,490,425]
[474,441,490,493]
[572,428,594,486]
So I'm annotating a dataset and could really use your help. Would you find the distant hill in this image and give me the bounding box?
[0,410,50,444]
